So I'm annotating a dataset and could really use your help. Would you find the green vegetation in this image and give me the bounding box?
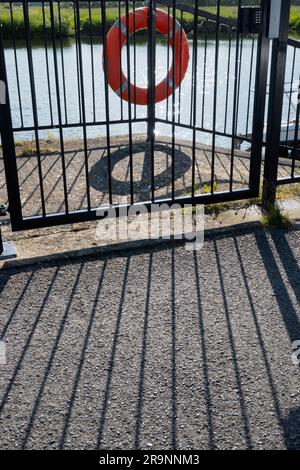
[290,7,300,34]
[261,202,292,230]
[0,5,122,39]
[0,4,299,40]
[194,179,218,194]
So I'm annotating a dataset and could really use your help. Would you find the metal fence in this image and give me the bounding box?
[272,37,300,186]
[0,0,293,234]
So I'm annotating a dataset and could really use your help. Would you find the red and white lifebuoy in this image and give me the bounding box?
[104,7,190,105]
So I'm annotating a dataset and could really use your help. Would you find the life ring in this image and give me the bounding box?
[104,7,190,105]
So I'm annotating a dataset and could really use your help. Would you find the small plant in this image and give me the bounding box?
[46,131,54,142]
[194,180,218,195]
[202,183,210,194]
[261,202,292,230]
[17,140,36,157]
[202,181,218,194]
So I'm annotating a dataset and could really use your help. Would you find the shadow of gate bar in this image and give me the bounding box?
[0,0,269,234]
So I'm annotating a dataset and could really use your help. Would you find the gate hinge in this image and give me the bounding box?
[238,6,263,35]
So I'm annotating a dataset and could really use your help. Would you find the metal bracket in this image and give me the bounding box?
[0,241,17,261]
[0,224,17,260]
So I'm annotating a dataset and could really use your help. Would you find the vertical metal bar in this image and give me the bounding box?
[101,0,113,205]
[234,35,244,138]
[211,1,220,194]
[75,0,91,211]
[249,1,270,196]
[22,0,46,217]
[0,20,23,229]
[166,7,171,121]
[229,1,241,192]
[147,0,156,202]
[58,1,68,124]
[191,0,199,197]
[189,13,196,128]
[10,1,24,128]
[171,0,176,200]
[178,10,183,125]
[133,0,137,120]
[245,36,255,138]
[224,27,233,135]
[42,2,54,127]
[147,1,156,139]
[262,0,291,206]
[118,1,124,121]
[49,0,69,214]
[125,0,134,204]
[201,19,208,130]
[88,1,96,123]
[73,2,82,123]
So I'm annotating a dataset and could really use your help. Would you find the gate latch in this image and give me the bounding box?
[238,6,263,35]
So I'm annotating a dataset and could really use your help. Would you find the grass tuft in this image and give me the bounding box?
[261,203,293,230]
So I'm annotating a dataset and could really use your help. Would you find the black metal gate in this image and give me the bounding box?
[0,1,270,231]
[262,1,299,204]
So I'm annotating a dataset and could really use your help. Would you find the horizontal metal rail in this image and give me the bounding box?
[0,0,263,232]
[271,35,300,187]
[158,0,237,28]
[288,37,300,48]
[16,188,254,231]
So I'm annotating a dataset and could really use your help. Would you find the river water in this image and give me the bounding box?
[3,37,299,148]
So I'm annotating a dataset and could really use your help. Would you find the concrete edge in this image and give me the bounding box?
[0,241,17,261]
[2,218,299,272]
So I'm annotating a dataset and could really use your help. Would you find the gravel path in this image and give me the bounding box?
[0,226,300,450]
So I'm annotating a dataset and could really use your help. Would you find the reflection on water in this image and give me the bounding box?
[3,37,299,148]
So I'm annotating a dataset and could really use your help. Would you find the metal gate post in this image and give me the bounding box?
[248,0,270,196]
[0,24,19,259]
[262,0,291,206]
[0,23,22,229]
[147,0,156,143]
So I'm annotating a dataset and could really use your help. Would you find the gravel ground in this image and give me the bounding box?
[0,226,300,450]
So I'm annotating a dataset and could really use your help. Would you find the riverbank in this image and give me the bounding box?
[0,5,300,40]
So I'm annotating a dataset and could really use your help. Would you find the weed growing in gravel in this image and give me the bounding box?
[261,202,293,230]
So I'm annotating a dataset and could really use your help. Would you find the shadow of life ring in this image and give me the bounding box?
[104,7,190,105]
[89,143,192,196]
